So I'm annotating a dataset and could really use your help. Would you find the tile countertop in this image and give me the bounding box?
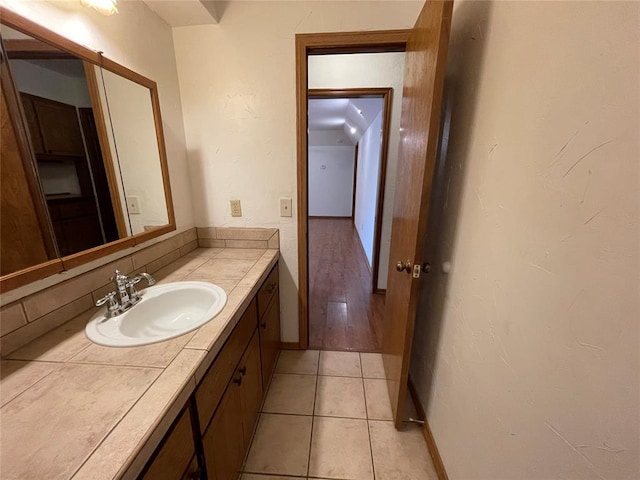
[0,247,279,480]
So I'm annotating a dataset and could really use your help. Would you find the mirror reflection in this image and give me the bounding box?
[99,69,169,235]
[0,23,173,280]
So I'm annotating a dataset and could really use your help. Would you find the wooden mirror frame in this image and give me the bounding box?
[0,7,176,293]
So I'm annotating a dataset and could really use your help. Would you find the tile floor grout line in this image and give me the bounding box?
[360,352,378,480]
[306,354,320,478]
[258,410,372,422]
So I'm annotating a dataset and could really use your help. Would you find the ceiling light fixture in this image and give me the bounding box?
[81,0,118,16]
[350,127,357,134]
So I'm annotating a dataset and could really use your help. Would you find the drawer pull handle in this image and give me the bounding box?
[238,366,247,376]
[265,283,276,294]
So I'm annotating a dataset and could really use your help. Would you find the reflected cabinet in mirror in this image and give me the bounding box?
[0,9,175,292]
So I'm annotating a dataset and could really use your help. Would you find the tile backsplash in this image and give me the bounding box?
[0,227,279,356]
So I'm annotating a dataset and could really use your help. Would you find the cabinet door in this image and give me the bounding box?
[32,96,85,156]
[20,95,45,154]
[259,294,280,387]
[140,407,196,480]
[239,332,263,449]
[202,380,245,480]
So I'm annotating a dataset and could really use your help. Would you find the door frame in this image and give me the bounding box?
[296,30,410,349]
[308,87,393,294]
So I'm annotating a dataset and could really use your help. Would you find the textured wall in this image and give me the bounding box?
[354,111,383,267]
[308,146,355,217]
[173,1,422,342]
[410,1,640,478]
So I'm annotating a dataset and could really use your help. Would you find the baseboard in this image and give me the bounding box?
[308,216,352,219]
[373,287,386,295]
[353,229,373,274]
[279,342,301,350]
[407,376,449,480]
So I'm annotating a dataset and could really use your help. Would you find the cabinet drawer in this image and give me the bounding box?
[195,299,257,432]
[140,406,195,480]
[257,264,278,318]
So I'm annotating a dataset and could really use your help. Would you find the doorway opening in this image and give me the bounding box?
[307,88,391,351]
[296,30,410,351]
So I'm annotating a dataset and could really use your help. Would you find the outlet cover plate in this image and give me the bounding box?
[230,200,242,217]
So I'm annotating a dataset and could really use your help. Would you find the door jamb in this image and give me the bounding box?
[296,30,409,349]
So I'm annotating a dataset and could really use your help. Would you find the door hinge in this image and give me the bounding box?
[412,264,421,278]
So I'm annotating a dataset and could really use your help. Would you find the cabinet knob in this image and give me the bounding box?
[238,366,247,376]
[233,375,243,386]
[260,321,267,329]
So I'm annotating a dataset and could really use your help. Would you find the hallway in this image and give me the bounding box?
[308,218,385,352]
[242,349,438,479]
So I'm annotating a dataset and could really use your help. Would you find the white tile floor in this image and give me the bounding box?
[241,350,439,480]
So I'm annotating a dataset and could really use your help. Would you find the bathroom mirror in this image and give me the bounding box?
[98,68,170,235]
[0,9,175,292]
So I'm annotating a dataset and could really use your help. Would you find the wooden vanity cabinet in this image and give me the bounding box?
[258,264,280,387]
[195,300,258,433]
[238,332,263,449]
[138,261,281,480]
[201,329,264,480]
[202,379,245,480]
[139,406,198,480]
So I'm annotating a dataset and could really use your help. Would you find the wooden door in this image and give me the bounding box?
[202,379,245,480]
[0,89,51,275]
[238,332,263,449]
[141,407,195,480]
[382,0,453,429]
[259,295,280,387]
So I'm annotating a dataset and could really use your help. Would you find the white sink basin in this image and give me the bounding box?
[85,281,227,347]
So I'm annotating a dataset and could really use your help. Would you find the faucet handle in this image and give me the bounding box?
[127,277,143,304]
[96,291,117,307]
[96,291,120,318]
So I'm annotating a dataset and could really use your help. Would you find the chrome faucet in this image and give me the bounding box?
[95,270,156,318]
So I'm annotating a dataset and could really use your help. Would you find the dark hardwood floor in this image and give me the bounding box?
[308,217,385,352]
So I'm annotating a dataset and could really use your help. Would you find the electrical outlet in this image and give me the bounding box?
[279,197,292,217]
[230,199,242,217]
[127,195,140,214]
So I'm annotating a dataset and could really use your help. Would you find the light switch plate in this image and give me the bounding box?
[230,200,242,217]
[127,195,140,214]
[280,197,292,217]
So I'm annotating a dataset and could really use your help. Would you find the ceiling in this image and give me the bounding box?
[308,97,384,146]
[142,0,221,27]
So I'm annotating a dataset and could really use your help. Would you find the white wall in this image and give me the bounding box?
[0,0,194,234]
[308,146,355,217]
[354,111,383,268]
[410,1,640,479]
[309,52,405,290]
[173,1,422,342]
[308,129,352,147]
